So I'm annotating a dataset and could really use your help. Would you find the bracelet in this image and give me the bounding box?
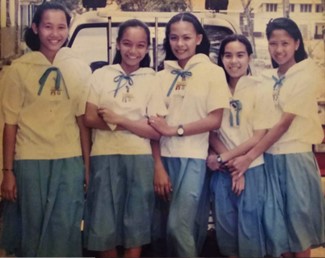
[2,168,14,172]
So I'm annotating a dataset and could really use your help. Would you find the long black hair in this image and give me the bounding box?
[163,12,210,61]
[266,17,307,68]
[218,34,253,83]
[24,2,71,51]
[113,19,151,68]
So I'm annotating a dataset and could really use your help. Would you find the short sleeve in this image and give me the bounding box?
[76,64,92,116]
[146,76,168,117]
[86,71,102,107]
[206,65,230,113]
[1,65,24,125]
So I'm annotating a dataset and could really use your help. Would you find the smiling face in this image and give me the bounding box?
[222,40,251,83]
[268,29,300,74]
[117,26,149,74]
[32,9,69,62]
[168,21,203,68]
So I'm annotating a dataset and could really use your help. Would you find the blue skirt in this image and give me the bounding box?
[210,164,267,257]
[151,157,208,257]
[83,155,155,251]
[263,152,325,256]
[0,157,85,257]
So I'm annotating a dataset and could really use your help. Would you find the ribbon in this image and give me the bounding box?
[113,73,134,97]
[272,75,285,105]
[229,99,242,127]
[38,67,69,98]
[167,69,192,97]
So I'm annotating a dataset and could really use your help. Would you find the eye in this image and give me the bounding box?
[169,35,178,41]
[223,53,232,59]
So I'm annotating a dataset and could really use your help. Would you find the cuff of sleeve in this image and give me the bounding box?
[107,123,117,131]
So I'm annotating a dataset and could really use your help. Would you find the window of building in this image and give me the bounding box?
[290,4,295,12]
[300,4,312,12]
[316,4,324,13]
[266,3,277,12]
[314,23,325,39]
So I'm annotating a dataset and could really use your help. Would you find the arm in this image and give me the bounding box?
[149,108,224,137]
[98,108,161,140]
[84,102,111,130]
[151,140,172,201]
[221,129,267,163]
[206,131,229,171]
[76,115,91,189]
[1,124,18,201]
[231,112,295,178]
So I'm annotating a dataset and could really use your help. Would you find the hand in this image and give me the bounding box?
[228,155,252,179]
[154,164,172,202]
[1,171,17,201]
[232,175,245,196]
[98,108,123,125]
[148,116,173,136]
[206,154,222,171]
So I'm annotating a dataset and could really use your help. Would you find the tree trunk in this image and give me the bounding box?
[241,0,257,58]
[6,0,11,27]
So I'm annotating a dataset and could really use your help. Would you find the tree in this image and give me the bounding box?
[240,0,256,58]
[115,0,188,12]
[6,0,11,27]
[51,0,81,11]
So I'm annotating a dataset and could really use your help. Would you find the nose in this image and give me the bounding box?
[176,38,184,46]
[51,28,59,37]
[129,45,137,54]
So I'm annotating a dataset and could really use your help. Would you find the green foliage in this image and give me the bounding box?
[115,0,188,11]
[50,0,81,11]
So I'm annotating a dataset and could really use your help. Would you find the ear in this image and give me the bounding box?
[31,23,38,34]
[196,34,203,45]
[295,39,300,51]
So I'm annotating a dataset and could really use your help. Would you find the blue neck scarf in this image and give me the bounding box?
[272,75,285,105]
[113,72,134,97]
[229,99,242,127]
[167,69,192,97]
[38,67,70,98]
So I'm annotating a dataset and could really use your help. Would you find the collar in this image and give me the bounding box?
[163,54,211,71]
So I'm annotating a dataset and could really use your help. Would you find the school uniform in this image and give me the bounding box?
[83,64,167,251]
[152,54,230,257]
[257,59,325,256]
[0,47,91,256]
[210,76,267,257]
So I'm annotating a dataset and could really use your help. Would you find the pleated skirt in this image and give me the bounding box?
[211,164,267,257]
[0,157,85,257]
[263,152,325,256]
[83,154,154,251]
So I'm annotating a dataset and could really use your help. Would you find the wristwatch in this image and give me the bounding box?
[216,154,223,164]
[177,125,184,137]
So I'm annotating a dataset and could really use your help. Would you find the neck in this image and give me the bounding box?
[228,77,239,95]
[277,60,296,76]
[120,63,140,75]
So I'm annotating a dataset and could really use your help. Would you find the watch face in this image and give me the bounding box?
[177,126,184,136]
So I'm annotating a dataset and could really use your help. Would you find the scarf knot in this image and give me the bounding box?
[167,69,192,97]
[113,73,134,97]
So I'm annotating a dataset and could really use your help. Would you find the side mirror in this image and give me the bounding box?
[82,0,107,9]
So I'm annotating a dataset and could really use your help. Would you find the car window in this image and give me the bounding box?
[68,18,234,70]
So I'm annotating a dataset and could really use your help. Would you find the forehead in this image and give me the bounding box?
[269,29,294,40]
[40,9,67,24]
[224,41,247,53]
[120,26,147,41]
[170,21,196,34]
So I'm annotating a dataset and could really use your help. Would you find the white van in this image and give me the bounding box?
[68,9,241,71]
